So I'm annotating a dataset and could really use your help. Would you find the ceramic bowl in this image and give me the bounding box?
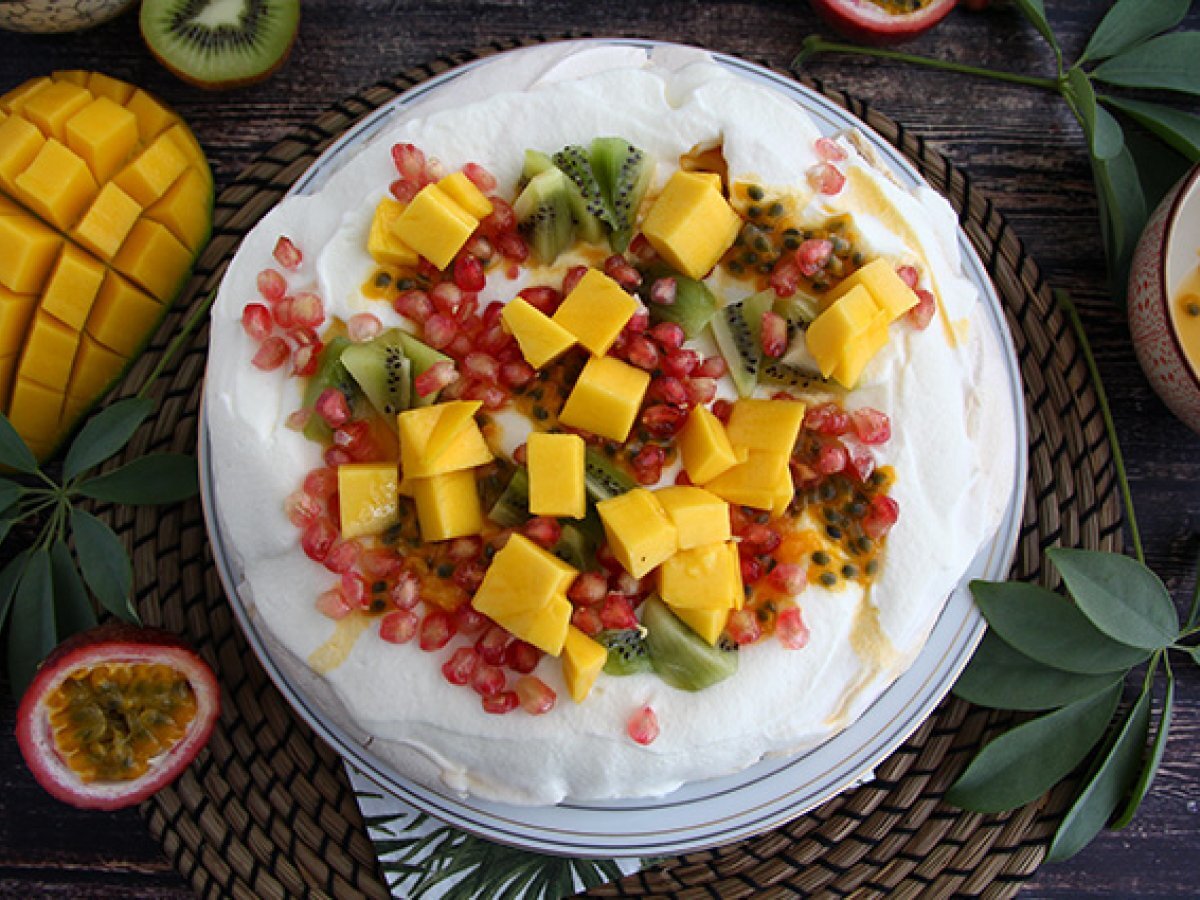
[0,0,136,33]
[1129,163,1200,435]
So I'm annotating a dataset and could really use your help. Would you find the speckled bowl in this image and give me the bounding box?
[0,0,136,34]
[1129,163,1200,435]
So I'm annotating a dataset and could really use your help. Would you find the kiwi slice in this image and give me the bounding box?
[487,466,530,527]
[521,149,555,183]
[340,329,412,422]
[642,595,738,692]
[140,0,301,90]
[584,448,636,502]
[590,137,652,252]
[553,521,598,571]
[598,629,653,676]
[639,264,719,339]
[711,291,775,398]
[513,168,575,265]
[396,332,451,407]
[301,336,359,443]
[775,292,821,341]
[759,360,832,393]
[551,145,610,243]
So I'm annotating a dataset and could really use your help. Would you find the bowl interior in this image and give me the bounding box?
[1166,167,1200,293]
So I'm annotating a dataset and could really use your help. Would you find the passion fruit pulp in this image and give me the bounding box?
[810,0,959,45]
[16,623,219,810]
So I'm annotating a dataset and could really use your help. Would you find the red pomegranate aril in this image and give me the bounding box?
[395,289,433,322]
[359,548,402,579]
[291,344,319,378]
[390,572,420,610]
[650,375,689,407]
[465,234,494,262]
[338,572,368,608]
[415,360,458,398]
[848,449,876,483]
[805,402,850,436]
[815,136,847,162]
[571,606,603,636]
[712,398,733,423]
[391,142,427,181]
[251,336,290,371]
[379,609,419,644]
[323,447,352,467]
[464,380,506,410]
[422,313,457,350]
[442,647,480,685]
[767,563,807,594]
[740,556,763,584]
[242,303,273,341]
[896,265,920,289]
[476,625,511,665]
[389,178,419,203]
[796,238,834,276]
[641,404,687,438]
[625,336,659,371]
[511,443,527,466]
[514,676,556,715]
[480,197,516,234]
[615,571,642,597]
[726,609,763,645]
[333,419,371,451]
[452,560,486,593]
[631,444,665,486]
[323,539,361,575]
[561,265,588,297]
[517,286,561,316]
[430,282,462,315]
[697,355,727,378]
[257,268,287,302]
[769,256,802,297]
[445,536,481,560]
[776,605,810,649]
[461,161,497,193]
[463,352,500,383]
[454,254,487,292]
[686,377,718,405]
[301,519,337,562]
[495,231,529,262]
[419,610,456,652]
[471,664,506,698]
[347,313,383,343]
[600,594,639,630]
[627,705,659,745]
[817,443,848,475]
[453,603,489,636]
[808,163,846,195]
[760,311,787,358]
[290,292,324,329]
[649,276,677,306]
[273,235,302,270]
[523,516,562,549]
[850,407,891,444]
[316,588,354,620]
[604,254,642,289]
[661,348,699,378]
[649,322,685,352]
[742,523,782,554]
[445,334,473,360]
[862,495,900,539]
[284,490,321,529]
[303,467,338,501]
[568,572,609,605]
[482,690,519,714]
[908,289,936,330]
[499,360,535,388]
[272,298,296,330]
[505,640,541,675]
[315,388,350,427]
[674,469,693,486]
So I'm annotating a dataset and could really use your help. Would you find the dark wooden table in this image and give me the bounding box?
[1,2,1197,896]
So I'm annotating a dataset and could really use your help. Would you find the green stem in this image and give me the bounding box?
[1187,544,1200,630]
[1055,289,1144,564]
[137,290,217,401]
[792,35,1063,91]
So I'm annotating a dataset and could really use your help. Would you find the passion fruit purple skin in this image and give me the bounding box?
[810,0,959,45]
[15,622,220,811]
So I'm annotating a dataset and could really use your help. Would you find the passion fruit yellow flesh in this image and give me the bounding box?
[810,0,958,45]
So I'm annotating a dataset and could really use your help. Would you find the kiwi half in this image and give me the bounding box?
[642,596,738,692]
[340,329,412,421]
[140,0,301,89]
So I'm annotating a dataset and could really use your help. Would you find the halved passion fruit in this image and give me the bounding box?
[15,622,219,810]
[810,0,958,45]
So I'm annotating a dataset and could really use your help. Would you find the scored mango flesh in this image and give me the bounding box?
[45,662,198,783]
[0,71,212,460]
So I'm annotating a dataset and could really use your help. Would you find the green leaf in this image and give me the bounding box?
[954,629,1124,711]
[1048,548,1179,649]
[944,682,1121,813]
[49,538,96,638]
[62,397,155,483]
[7,549,56,697]
[1091,33,1200,96]
[1067,67,1124,160]
[1112,675,1173,829]
[0,549,32,635]
[1103,96,1200,163]
[970,580,1148,674]
[1048,685,1153,861]
[0,411,40,475]
[1013,0,1062,66]
[77,453,199,506]
[0,478,25,517]
[1190,646,1200,666]
[1090,142,1146,300]
[1082,0,1190,63]
[70,507,137,624]
[1124,123,1195,214]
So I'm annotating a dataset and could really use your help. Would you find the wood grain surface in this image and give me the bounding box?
[1,2,1198,897]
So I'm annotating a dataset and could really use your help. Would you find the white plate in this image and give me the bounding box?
[200,39,1028,857]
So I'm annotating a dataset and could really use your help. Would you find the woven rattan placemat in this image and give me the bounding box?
[90,39,1122,899]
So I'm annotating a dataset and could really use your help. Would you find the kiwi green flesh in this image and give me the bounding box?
[642,596,738,692]
[584,448,636,502]
[302,336,359,443]
[140,0,301,88]
[640,264,719,339]
[590,137,651,252]
[598,629,652,676]
[513,168,574,265]
[552,145,612,241]
[711,291,774,398]
[487,466,530,527]
[340,329,412,422]
[396,332,451,406]
[553,522,598,572]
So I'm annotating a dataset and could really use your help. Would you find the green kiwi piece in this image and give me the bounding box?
[521,149,555,183]
[140,0,301,89]
[301,336,360,443]
[642,595,738,692]
[598,629,653,676]
[759,360,833,393]
[711,291,775,398]
[590,137,652,252]
[487,466,530,527]
[339,329,411,422]
[396,332,451,407]
[775,292,821,342]
[553,521,598,571]
[584,447,636,502]
[551,145,610,243]
[639,264,719,339]
[513,168,575,264]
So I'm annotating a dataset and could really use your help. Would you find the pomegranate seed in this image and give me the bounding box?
[776,605,810,649]
[649,277,676,306]
[380,609,419,644]
[271,297,295,329]
[571,606,604,636]
[627,705,660,745]
[414,360,458,398]
[252,336,289,371]
[480,197,516,234]
[347,313,383,343]
[742,523,782,554]
[391,142,427,181]
[453,603,489,636]
[600,594,639,630]
[650,376,689,406]
[641,404,687,438]
[482,690,519,714]
[568,572,609,605]
[511,443,527,466]
[242,303,273,341]
[896,265,920,289]
[686,377,718,405]
[304,467,338,500]
[505,640,541,674]
[661,348,700,378]
[767,562,807,594]
[284,490,322,528]
[499,360,535,388]
[726,609,763,645]
[390,572,420,610]
[476,625,511,665]
[257,268,287,302]
[796,239,833,276]
[674,469,693,486]
[908,289,937,330]
[472,664,506,697]
[862,495,900,539]
[301,519,337,562]
[805,402,850,436]
[514,675,556,714]
[711,398,733,423]
[523,516,562,549]
[769,256,802,298]
[817,443,848,475]
[315,388,350,427]
[446,536,482,560]
[360,548,403,579]
[615,572,642,597]
[463,352,500,383]
[324,539,361,574]
[848,449,876,482]
[453,560,486,593]
[561,265,588,297]
[631,444,665,486]
[291,344,319,378]
[454,254,487,292]
[419,609,456,651]
[465,234,494,261]
[429,281,461,314]
[442,647,480,685]
[624,308,650,336]
[316,588,354,620]
[625,335,659,371]
[324,447,352,467]
[290,291,324,329]
[850,407,891,444]
[395,289,433,321]
[740,556,763,584]
[464,380,506,410]
[808,163,846,195]
[446,334,473,360]
[423,313,457,349]
[390,178,419,203]
[649,322,685,352]
[462,161,497,193]
[603,254,642,289]
[333,419,371,452]
[495,231,529,262]
[760,311,787,358]
[815,136,847,161]
[338,572,368,608]
[273,235,303,270]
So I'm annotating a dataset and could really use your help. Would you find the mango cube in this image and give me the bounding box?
[596,488,678,579]
[73,182,142,261]
[654,486,730,550]
[18,310,79,390]
[805,284,887,387]
[87,72,135,105]
[502,593,572,656]
[337,463,400,539]
[562,625,607,702]
[64,96,139,183]
[527,431,586,519]
[410,468,484,541]
[87,272,161,357]
[669,603,730,646]
[0,211,62,294]
[0,77,50,115]
[65,334,125,411]
[703,450,790,512]
[726,398,806,457]
[823,257,918,320]
[833,319,889,388]
[391,184,476,271]
[112,219,192,301]
[727,540,745,610]
[124,89,174,142]
[500,297,576,368]
[0,115,46,194]
[367,198,419,268]
[641,170,741,280]
[22,80,92,141]
[551,268,637,356]
[472,533,578,623]
[15,138,98,230]
[0,286,37,358]
[658,541,740,611]
[40,244,104,331]
[145,167,212,253]
[7,377,62,444]
[112,131,189,207]
[678,405,739,483]
[398,401,493,479]
[558,354,650,443]
[438,171,493,219]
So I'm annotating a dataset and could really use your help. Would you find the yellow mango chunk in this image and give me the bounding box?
[65,333,125,411]
[527,432,586,519]
[8,377,62,444]
[558,354,650,443]
[641,170,741,280]
[703,450,790,512]
[86,272,163,357]
[804,284,883,384]
[367,198,419,268]
[438,171,493,219]
[72,182,142,261]
[823,257,918,320]
[596,488,678,579]
[551,268,637,356]
[112,131,189,207]
[337,463,400,539]
[15,139,98,230]
[145,167,211,253]
[0,357,16,411]
[658,541,740,611]
[40,244,105,331]
[499,297,576,369]
[112,219,192,301]
[22,80,91,140]
[677,404,739,484]
[472,533,578,623]
[833,319,890,388]
[123,89,174,143]
[771,461,796,519]
[0,212,62,294]
[0,286,37,358]
[669,603,730,646]
[727,540,745,610]
[654,486,730,550]
[87,72,135,105]
[0,76,51,115]
[398,401,493,479]
[162,123,210,184]
[424,400,483,462]
[502,594,572,657]
[726,397,806,457]
[53,71,90,87]
[391,184,476,271]
[18,310,80,390]
[410,469,484,541]
[562,625,607,702]
[0,115,46,194]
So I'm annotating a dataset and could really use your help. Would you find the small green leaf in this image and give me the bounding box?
[1090,142,1146,300]
[1081,0,1190,63]
[1048,685,1153,861]
[0,549,32,635]
[954,630,1124,711]
[49,538,96,638]
[1112,675,1174,829]
[62,397,155,483]
[1091,33,1200,96]
[1066,67,1124,160]
[70,507,137,624]
[1048,548,1179,649]
[0,411,40,475]
[77,453,199,506]
[1124,124,1195,214]
[1190,646,1200,667]
[1013,0,1061,66]
[1103,96,1200,163]
[0,478,25,516]
[944,682,1121,813]
[7,549,56,698]
[970,580,1148,674]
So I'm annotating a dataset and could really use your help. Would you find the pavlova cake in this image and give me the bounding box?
[203,42,1017,805]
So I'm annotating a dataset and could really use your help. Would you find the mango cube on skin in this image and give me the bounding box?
[65,334,126,412]
[771,463,796,519]
[391,184,477,271]
[86,72,135,105]
[72,182,142,261]
[551,269,638,356]
[22,80,92,141]
[112,131,189,207]
[501,593,572,657]
[40,244,105,331]
[0,286,37,358]
[438,171,494,220]
[64,96,140,183]
[527,431,586,519]
[86,272,160,357]
[641,170,742,280]
[14,138,99,230]
[398,401,493,479]
[112,219,192,302]
[145,167,212,253]
[500,297,576,369]
[726,398,806,457]
[669,603,730,647]
[805,284,886,386]
[18,310,79,390]
[677,405,739,484]
[367,198,419,269]
[562,625,608,702]
[123,89,174,143]
[558,354,650,443]
[337,463,400,540]
[0,76,51,116]
[0,211,62,294]
[410,468,484,542]
[658,541,740,611]
[823,257,919,321]
[0,115,46,194]
[703,450,790,512]
[472,533,578,623]
[7,377,62,444]
[654,486,730,550]
[596,488,678,579]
